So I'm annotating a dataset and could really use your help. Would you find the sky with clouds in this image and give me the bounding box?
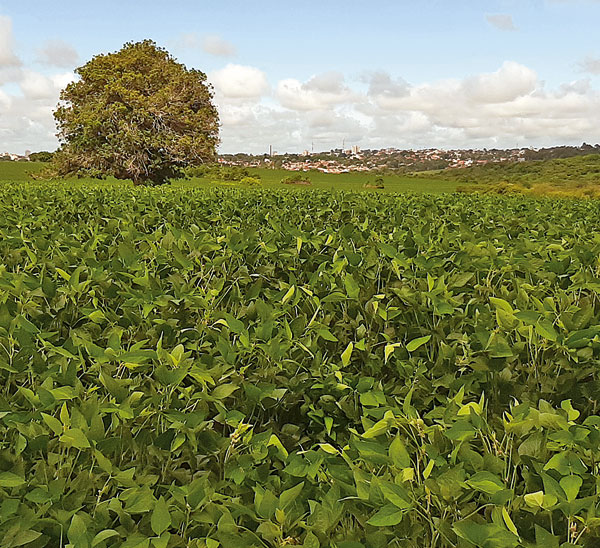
[1,0,600,154]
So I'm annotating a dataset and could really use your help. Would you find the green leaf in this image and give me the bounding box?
[389,436,411,468]
[444,420,476,441]
[486,333,513,357]
[92,530,120,547]
[60,428,90,449]
[41,412,63,436]
[10,530,43,547]
[124,487,156,513]
[151,533,171,548]
[316,328,338,342]
[0,472,26,487]
[467,471,505,495]
[454,520,519,548]
[535,320,557,341]
[151,496,171,536]
[559,475,582,502]
[490,297,514,314]
[279,482,304,510]
[68,514,87,545]
[378,481,411,509]
[89,310,106,323]
[25,488,51,504]
[344,275,360,299]
[94,450,113,474]
[341,342,353,366]
[534,525,559,548]
[362,411,394,438]
[406,335,431,352]
[423,459,434,479]
[212,384,239,400]
[303,531,320,548]
[524,491,545,507]
[502,507,518,537]
[384,343,401,363]
[560,400,580,421]
[281,285,295,305]
[366,504,405,526]
[318,443,338,454]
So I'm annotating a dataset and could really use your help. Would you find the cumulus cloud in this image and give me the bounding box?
[201,59,600,153]
[367,71,409,99]
[462,61,537,103]
[0,15,21,67]
[19,70,75,100]
[202,34,236,57]
[486,14,517,31]
[579,56,600,74]
[4,47,600,155]
[175,32,236,56]
[209,64,269,99]
[0,92,61,153]
[175,32,201,49]
[276,71,358,110]
[36,39,79,68]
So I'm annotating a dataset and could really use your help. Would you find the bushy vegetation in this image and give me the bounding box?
[364,177,385,189]
[240,176,261,186]
[185,165,255,183]
[1,182,600,547]
[434,154,600,198]
[28,152,54,163]
[281,172,311,185]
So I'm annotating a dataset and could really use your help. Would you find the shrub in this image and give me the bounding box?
[281,172,311,185]
[240,176,261,185]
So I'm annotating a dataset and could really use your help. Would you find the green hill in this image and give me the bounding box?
[425,154,600,197]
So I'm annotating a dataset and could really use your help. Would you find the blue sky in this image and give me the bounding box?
[2,1,600,153]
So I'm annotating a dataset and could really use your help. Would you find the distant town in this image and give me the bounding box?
[218,143,600,174]
[4,143,600,174]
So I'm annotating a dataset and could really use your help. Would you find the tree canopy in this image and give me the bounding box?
[52,40,219,185]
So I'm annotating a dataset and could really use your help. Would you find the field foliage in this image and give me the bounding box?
[430,155,600,198]
[0,183,599,547]
[0,161,457,194]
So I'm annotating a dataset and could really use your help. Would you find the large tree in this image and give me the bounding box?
[53,40,219,185]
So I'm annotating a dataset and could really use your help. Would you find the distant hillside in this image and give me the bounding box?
[0,161,44,181]
[426,154,600,197]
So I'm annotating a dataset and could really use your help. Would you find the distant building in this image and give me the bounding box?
[351,145,360,154]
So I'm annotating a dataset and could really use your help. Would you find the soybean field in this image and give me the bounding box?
[1,182,600,547]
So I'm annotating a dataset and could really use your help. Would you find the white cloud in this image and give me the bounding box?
[36,39,79,68]
[462,61,537,103]
[367,71,409,100]
[486,14,517,31]
[175,32,201,49]
[579,56,600,74]
[209,64,269,99]
[0,15,20,67]
[276,72,358,111]
[175,32,236,57]
[202,34,236,57]
[19,70,75,100]
[230,61,600,153]
[4,48,600,155]
[0,64,76,153]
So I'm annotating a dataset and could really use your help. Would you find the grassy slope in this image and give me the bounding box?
[0,161,46,180]
[419,154,600,197]
[0,161,458,193]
